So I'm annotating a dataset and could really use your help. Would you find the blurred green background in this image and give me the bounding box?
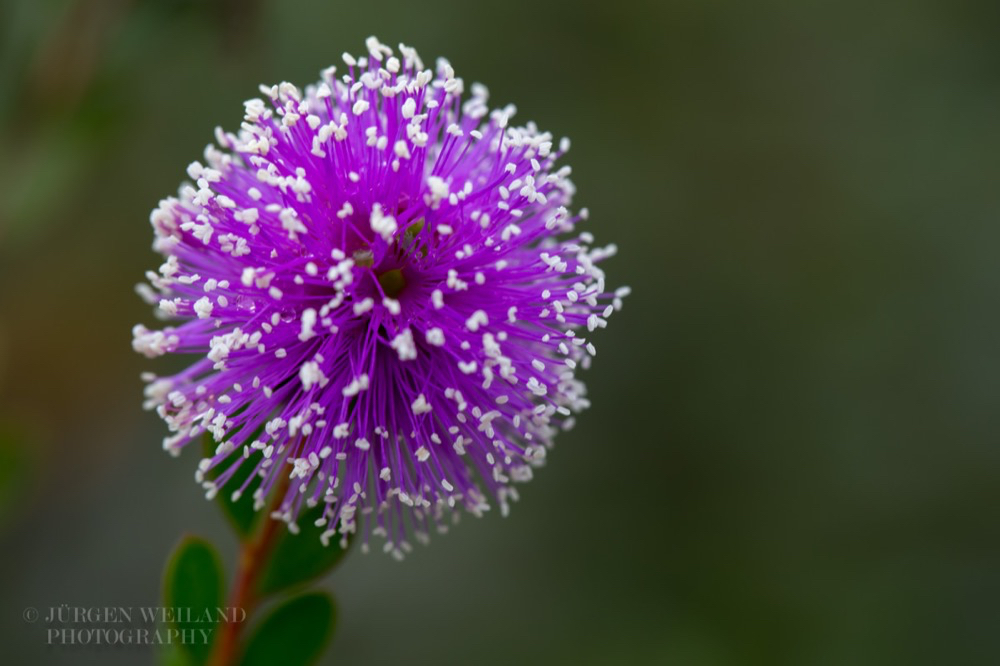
[3,0,1000,664]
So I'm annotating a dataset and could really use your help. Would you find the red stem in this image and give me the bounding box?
[207,477,288,666]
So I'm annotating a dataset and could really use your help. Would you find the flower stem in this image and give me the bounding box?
[207,477,289,666]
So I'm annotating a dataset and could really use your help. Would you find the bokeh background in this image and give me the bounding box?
[3,0,1000,664]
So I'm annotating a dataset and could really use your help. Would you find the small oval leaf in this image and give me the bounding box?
[162,536,224,665]
[255,506,350,598]
[158,641,194,666]
[239,592,336,666]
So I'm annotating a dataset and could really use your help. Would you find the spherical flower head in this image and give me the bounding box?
[133,37,628,558]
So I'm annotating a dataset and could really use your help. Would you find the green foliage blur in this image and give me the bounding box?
[2,0,1000,664]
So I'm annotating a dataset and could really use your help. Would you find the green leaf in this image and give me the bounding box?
[162,536,225,665]
[255,505,351,598]
[239,592,336,666]
[158,641,194,666]
[202,432,263,539]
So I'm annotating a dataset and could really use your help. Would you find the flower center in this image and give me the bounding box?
[377,268,406,298]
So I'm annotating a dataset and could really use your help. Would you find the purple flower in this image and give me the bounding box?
[134,37,627,557]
